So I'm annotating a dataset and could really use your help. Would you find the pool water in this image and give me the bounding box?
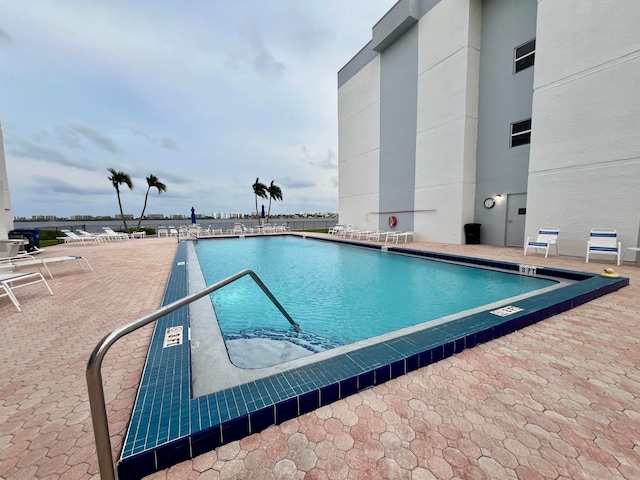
[194,236,556,350]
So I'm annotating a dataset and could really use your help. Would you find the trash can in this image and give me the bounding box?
[8,228,41,252]
[464,223,481,245]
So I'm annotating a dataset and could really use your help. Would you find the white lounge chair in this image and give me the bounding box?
[368,231,393,242]
[390,231,415,244]
[157,226,169,237]
[586,228,622,265]
[328,224,344,235]
[59,229,97,245]
[0,272,53,312]
[0,281,21,311]
[103,227,130,241]
[77,229,108,243]
[524,227,559,258]
[0,254,93,279]
[168,227,179,237]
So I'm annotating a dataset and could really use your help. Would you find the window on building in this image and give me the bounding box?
[514,38,535,73]
[511,118,531,147]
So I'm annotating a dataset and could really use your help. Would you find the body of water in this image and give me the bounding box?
[13,218,337,235]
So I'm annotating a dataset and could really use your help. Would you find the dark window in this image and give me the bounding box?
[514,39,535,73]
[518,208,527,215]
[511,118,531,147]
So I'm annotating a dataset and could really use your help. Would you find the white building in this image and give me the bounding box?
[0,120,13,240]
[338,0,640,258]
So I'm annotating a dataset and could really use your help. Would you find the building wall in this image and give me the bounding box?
[474,0,537,246]
[338,56,381,231]
[526,0,640,256]
[379,24,418,231]
[338,0,639,257]
[0,121,13,239]
[414,0,481,244]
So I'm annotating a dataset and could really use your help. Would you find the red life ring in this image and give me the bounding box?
[389,216,397,227]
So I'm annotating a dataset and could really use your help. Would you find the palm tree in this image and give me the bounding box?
[252,177,268,217]
[136,174,167,231]
[266,180,283,224]
[107,168,134,231]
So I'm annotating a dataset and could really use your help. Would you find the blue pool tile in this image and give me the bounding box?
[374,365,391,385]
[390,359,405,379]
[358,370,375,390]
[299,390,320,415]
[320,383,339,406]
[117,450,156,480]
[221,414,250,443]
[249,405,275,434]
[431,345,444,362]
[339,376,358,398]
[191,426,222,457]
[406,353,419,373]
[418,349,432,368]
[275,397,298,424]
[155,437,191,471]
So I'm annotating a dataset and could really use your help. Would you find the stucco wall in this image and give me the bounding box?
[379,24,418,232]
[527,0,640,256]
[474,0,537,246]
[338,58,381,231]
[414,0,481,244]
[0,122,13,239]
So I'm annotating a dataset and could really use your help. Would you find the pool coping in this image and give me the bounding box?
[117,236,629,479]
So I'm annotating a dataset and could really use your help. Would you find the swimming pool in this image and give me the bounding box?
[193,236,558,370]
[117,235,628,479]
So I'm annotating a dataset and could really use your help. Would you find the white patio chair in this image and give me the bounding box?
[524,227,559,258]
[586,228,622,265]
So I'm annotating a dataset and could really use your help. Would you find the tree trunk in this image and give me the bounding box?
[137,189,150,231]
[117,190,128,231]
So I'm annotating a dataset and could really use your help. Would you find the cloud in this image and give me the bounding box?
[301,146,338,169]
[250,25,285,78]
[160,137,178,150]
[54,126,82,149]
[280,177,315,189]
[68,122,119,153]
[127,127,179,150]
[8,138,97,171]
[0,26,13,47]
[31,175,112,195]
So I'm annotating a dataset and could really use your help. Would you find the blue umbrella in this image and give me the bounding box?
[261,204,265,219]
[190,207,196,224]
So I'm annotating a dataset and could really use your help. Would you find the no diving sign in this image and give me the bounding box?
[163,326,184,348]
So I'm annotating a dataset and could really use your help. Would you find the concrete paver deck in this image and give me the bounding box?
[0,235,638,479]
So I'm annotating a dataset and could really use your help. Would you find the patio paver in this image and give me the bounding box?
[0,235,638,479]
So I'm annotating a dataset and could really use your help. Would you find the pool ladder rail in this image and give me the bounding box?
[86,269,298,480]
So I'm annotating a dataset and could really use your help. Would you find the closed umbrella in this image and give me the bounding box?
[191,207,196,224]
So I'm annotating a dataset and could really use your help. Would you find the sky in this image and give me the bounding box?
[0,0,396,219]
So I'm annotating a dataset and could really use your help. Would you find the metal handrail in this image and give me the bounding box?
[86,269,298,480]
